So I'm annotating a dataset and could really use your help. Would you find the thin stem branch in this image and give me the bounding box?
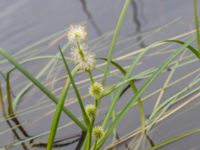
[194,0,200,51]
[102,0,131,85]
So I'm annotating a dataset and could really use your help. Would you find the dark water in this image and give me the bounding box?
[0,0,200,150]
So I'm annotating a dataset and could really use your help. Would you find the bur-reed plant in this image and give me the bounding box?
[0,0,200,150]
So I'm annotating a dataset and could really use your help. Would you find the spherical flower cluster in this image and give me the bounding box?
[92,126,104,139]
[70,48,95,71]
[67,24,96,71]
[85,104,96,119]
[89,82,104,99]
[67,25,87,43]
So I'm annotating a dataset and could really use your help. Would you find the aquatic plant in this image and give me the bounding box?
[0,0,200,150]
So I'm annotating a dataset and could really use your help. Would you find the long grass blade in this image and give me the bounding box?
[164,39,200,59]
[0,48,86,130]
[148,127,200,150]
[47,65,78,150]
[0,82,6,115]
[12,43,69,109]
[194,0,200,50]
[58,46,90,126]
[97,36,196,149]
[102,0,131,84]
[100,57,146,136]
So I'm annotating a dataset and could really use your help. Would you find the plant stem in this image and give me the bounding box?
[148,127,200,150]
[97,36,196,149]
[88,124,92,150]
[93,140,98,150]
[76,40,86,61]
[0,82,5,115]
[59,46,90,126]
[194,0,200,51]
[87,70,94,84]
[47,68,78,150]
[129,82,145,135]
[102,0,131,85]
[152,50,186,111]
[89,98,99,150]
[0,48,86,131]
[129,81,146,149]
[12,43,70,109]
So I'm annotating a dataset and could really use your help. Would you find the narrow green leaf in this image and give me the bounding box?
[98,58,126,75]
[194,0,200,50]
[58,46,90,126]
[148,127,200,150]
[0,82,6,115]
[47,65,78,150]
[97,36,196,149]
[12,43,69,109]
[100,57,146,138]
[102,44,147,128]
[164,39,200,59]
[0,48,86,130]
[102,0,131,84]
[6,74,14,116]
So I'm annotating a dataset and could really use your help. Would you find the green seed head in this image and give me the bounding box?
[85,104,96,119]
[92,126,104,140]
[89,82,104,98]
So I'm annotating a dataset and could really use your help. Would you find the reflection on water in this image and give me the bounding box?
[131,0,146,48]
[79,0,102,35]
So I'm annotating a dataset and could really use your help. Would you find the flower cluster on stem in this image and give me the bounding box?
[67,25,95,71]
[67,24,105,150]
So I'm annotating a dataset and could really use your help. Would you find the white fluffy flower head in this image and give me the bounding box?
[67,25,87,43]
[70,46,95,71]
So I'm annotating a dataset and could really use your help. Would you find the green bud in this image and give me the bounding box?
[89,82,104,98]
[85,104,96,119]
[92,126,104,140]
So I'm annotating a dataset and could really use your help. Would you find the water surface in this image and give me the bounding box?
[0,0,200,150]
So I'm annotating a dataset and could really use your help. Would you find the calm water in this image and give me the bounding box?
[0,0,200,149]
